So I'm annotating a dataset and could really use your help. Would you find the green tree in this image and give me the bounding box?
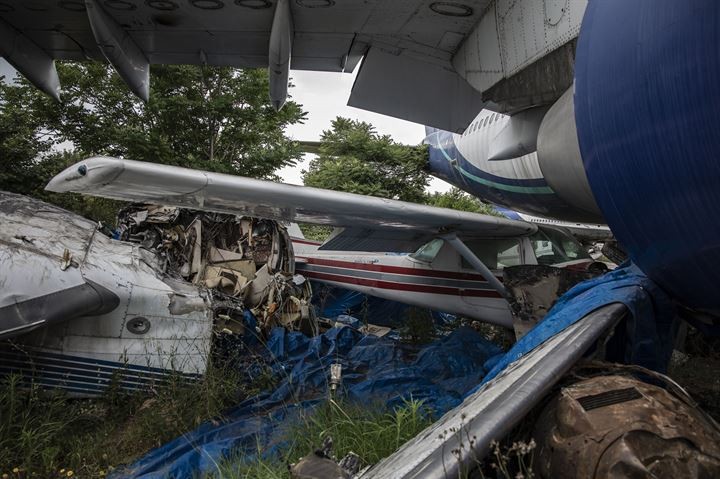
[46,62,306,179]
[0,74,56,195]
[424,187,501,216]
[0,62,307,221]
[302,117,429,202]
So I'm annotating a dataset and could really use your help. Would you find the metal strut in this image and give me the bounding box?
[440,233,508,298]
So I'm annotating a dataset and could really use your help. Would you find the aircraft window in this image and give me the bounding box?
[530,226,591,265]
[411,238,444,263]
[483,117,489,127]
[460,239,522,270]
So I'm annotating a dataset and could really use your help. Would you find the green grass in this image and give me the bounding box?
[0,358,262,479]
[211,398,434,479]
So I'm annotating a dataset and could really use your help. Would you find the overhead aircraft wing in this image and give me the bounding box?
[46,156,536,252]
[0,0,487,131]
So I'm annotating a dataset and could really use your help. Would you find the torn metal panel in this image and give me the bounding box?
[116,203,312,334]
[503,264,600,338]
[0,192,214,394]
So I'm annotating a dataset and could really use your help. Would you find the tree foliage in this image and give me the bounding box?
[424,187,501,216]
[302,117,429,203]
[0,75,55,195]
[0,63,306,221]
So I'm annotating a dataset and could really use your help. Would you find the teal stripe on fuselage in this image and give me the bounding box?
[434,132,555,195]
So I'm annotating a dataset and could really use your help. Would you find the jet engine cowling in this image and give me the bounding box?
[536,87,604,224]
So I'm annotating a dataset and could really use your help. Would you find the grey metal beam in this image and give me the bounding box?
[268,0,293,110]
[84,0,150,102]
[360,303,627,478]
[0,18,61,101]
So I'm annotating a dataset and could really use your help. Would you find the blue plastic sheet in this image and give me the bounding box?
[478,263,676,389]
[313,282,456,328]
[115,325,502,478]
[118,263,675,478]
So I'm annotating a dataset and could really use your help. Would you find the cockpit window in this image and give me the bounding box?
[411,238,444,263]
[460,238,522,270]
[530,226,591,265]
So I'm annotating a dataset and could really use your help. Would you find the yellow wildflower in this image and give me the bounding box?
[66,471,74,477]
[12,469,18,474]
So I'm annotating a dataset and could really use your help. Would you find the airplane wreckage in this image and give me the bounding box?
[0,191,313,393]
[1,158,720,478]
[0,156,609,394]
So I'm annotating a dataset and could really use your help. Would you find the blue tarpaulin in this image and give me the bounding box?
[116,263,676,478]
[115,325,503,478]
[478,263,676,389]
[313,282,457,328]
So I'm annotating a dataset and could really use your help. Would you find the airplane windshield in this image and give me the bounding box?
[411,238,444,262]
[530,226,591,265]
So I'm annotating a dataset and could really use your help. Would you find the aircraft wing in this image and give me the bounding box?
[46,156,536,252]
[0,0,487,131]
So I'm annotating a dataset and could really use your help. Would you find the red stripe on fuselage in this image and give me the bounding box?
[295,256,500,282]
[291,238,322,246]
[301,270,503,298]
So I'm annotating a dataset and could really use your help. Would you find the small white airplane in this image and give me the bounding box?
[291,224,596,329]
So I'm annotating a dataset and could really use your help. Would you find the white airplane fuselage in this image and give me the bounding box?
[293,225,594,328]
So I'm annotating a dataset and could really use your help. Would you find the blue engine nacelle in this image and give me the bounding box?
[575,0,720,315]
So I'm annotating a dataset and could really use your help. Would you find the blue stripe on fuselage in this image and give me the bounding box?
[425,129,569,217]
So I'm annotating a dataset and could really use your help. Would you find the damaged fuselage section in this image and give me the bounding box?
[0,192,312,396]
[115,203,313,334]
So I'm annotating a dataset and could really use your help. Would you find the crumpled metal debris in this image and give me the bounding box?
[503,264,602,338]
[602,240,628,266]
[532,373,720,479]
[290,436,361,479]
[117,204,313,335]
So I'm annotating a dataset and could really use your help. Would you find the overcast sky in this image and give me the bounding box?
[1,59,452,192]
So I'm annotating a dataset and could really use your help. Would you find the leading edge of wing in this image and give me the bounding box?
[46,156,536,239]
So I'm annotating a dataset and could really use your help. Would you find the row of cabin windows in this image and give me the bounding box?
[412,228,592,270]
[462,112,501,137]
